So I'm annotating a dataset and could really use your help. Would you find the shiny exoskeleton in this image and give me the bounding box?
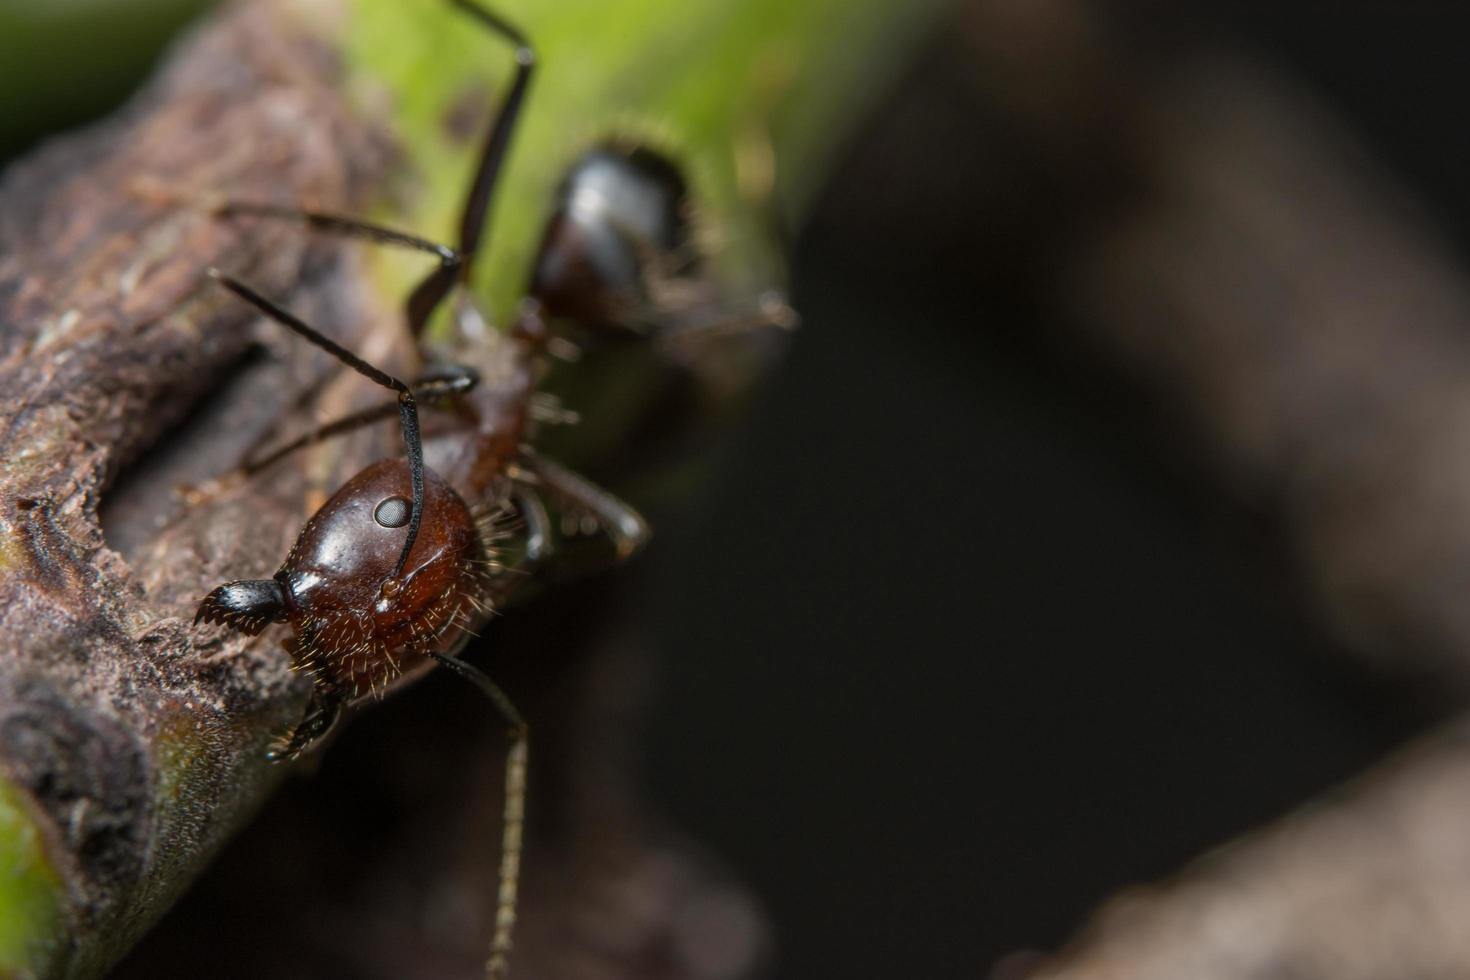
[239,460,485,693]
[531,143,693,328]
[188,2,760,976]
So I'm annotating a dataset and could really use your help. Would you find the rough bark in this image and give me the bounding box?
[0,6,392,974]
[0,0,950,973]
[1015,722,1470,979]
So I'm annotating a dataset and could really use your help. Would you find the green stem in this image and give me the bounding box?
[326,0,949,326]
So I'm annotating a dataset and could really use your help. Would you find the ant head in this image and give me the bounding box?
[529,141,692,329]
[276,459,483,659]
[198,459,487,689]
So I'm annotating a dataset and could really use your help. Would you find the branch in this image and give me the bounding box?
[0,0,948,975]
[1024,724,1470,980]
[0,8,384,973]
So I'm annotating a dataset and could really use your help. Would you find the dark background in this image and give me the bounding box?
[5,3,1467,977]
[644,5,1462,975]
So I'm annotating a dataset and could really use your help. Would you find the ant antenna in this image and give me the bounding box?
[207,269,426,581]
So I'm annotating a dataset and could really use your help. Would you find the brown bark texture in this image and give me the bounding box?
[1028,722,1470,979]
[0,6,390,974]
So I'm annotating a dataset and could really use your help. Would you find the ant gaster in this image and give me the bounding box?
[187,1,749,976]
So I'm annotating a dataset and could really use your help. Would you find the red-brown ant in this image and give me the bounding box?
[187,1,777,975]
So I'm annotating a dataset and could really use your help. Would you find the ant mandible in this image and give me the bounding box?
[189,1,723,976]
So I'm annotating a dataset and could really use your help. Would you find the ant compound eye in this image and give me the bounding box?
[374,496,411,528]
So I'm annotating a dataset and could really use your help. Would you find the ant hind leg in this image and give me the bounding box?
[517,450,650,560]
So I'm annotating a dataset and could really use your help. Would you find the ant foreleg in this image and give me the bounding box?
[265,682,345,763]
[427,650,528,980]
[243,366,480,474]
[517,450,650,560]
[243,401,398,475]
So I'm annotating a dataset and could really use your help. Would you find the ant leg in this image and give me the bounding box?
[654,289,800,350]
[412,363,483,398]
[405,0,536,337]
[448,0,535,272]
[211,202,464,340]
[209,270,425,580]
[214,202,462,270]
[510,485,553,564]
[207,1,534,340]
[243,366,480,474]
[428,651,527,980]
[517,450,650,560]
[243,401,398,474]
[265,682,345,763]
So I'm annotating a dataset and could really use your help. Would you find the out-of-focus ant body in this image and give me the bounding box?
[190,1,783,975]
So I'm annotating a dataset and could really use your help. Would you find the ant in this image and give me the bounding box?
[187,0,780,975]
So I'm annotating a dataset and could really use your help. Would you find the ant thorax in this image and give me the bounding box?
[420,320,536,510]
